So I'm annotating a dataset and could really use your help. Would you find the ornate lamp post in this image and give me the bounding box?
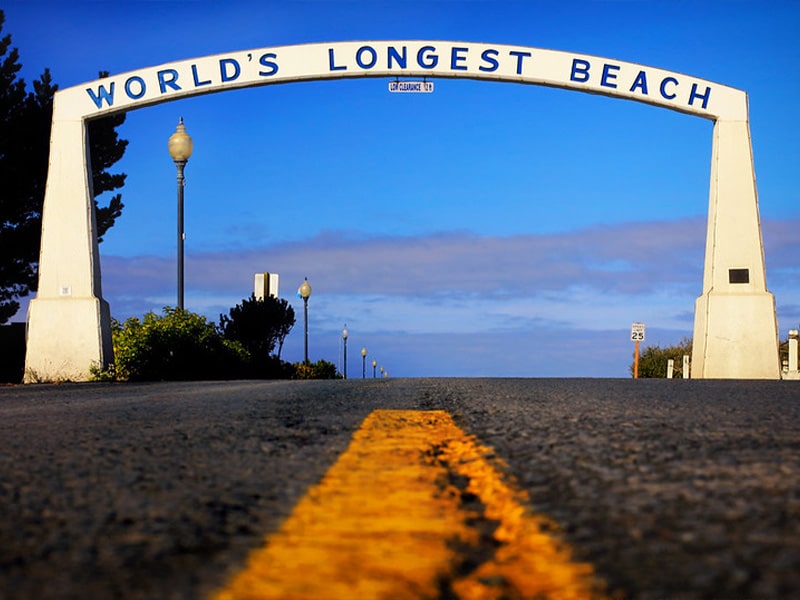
[341,325,349,379]
[168,118,193,310]
[361,347,367,379]
[372,359,377,378]
[297,278,312,363]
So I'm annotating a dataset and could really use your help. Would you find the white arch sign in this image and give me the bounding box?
[24,41,780,380]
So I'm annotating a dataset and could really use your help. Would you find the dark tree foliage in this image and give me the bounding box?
[0,12,127,322]
[219,294,296,362]
[90,71,127,241]
[0,11,39,323]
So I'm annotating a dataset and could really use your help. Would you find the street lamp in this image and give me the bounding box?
[297,278,312,363]
[372,359,377,378]
[361,347,367,379]
[168,117,193,310]
[342,325,349,379]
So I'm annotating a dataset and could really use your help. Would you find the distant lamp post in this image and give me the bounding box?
[361,347,367,379]
[380,366,384,379]
[297,278,312,362]
[168,117,193,310]
[342,325,349,379]
[372,359,377,378]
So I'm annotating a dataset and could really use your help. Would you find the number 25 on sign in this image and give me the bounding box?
[631,322,646,379]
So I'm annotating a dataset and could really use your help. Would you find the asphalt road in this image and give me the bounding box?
[1,378,799,599]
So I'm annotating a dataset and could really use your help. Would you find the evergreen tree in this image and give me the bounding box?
[89,71,127,241]
[0,10,39,323]
[219,294,296,361]
[0,11,127,322]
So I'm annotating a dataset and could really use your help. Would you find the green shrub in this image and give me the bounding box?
[111,307,246,381]
[632,337,693,378]
[92,305,298,382]
[293,359,339,380]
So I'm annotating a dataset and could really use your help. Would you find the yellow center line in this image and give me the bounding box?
[212,409,607,599]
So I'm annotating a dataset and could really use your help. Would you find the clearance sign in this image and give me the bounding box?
[63,41,747,121]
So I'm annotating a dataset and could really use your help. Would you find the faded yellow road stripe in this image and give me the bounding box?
[213,409,606,599]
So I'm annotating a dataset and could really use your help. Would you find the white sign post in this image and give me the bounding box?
[631,322,646,378]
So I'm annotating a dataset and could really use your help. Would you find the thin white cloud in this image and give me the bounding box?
[101,216,709,304]
[4,215,778,376]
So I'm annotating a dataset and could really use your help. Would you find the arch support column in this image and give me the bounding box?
[692,117,780,379]
[24,114,111,382]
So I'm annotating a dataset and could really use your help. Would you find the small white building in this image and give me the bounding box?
[254,272,279,300]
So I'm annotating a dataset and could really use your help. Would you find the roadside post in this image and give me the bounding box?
[631,322,646,379]
[785,330,799,380]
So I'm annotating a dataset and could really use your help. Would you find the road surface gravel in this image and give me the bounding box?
[1,378,798,599]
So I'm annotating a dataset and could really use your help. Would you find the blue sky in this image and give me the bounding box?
[4,0,800,377]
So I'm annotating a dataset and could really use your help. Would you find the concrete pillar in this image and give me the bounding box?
[691,117,780,379]
[24,112,111,382]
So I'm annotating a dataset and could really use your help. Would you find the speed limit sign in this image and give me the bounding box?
[630,322,646,342]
